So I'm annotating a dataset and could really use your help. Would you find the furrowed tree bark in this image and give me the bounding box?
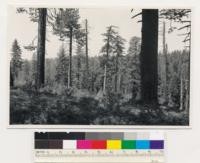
[69,27,73,87]
[140,9,158,104]
[36,8,47,88]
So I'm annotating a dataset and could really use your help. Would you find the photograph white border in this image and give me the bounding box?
[6,1,194,129]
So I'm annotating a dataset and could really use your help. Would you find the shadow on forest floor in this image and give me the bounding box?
[10,88,189,125]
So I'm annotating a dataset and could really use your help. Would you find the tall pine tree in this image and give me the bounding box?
[53,8,81,87]
[55,44,68,85]
[17,8,47,88]
[101,26,118,93]
[10,39,22,87]
[127,36,141,100]
[113,35,126,93]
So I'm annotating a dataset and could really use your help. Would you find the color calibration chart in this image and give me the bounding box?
[34,132,165,163]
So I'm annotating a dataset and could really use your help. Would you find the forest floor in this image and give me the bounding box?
[10,87,189,125]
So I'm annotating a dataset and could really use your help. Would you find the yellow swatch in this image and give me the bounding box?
[107,140,121,149]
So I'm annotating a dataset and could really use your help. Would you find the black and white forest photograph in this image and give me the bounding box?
[8,7,191,126]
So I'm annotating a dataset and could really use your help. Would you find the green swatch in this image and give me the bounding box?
[122,140,136,149]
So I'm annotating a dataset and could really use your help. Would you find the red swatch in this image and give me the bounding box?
[91,140,107,149]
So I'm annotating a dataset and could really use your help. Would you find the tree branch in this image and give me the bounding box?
[131,12,142,19]
[178,24,191,30]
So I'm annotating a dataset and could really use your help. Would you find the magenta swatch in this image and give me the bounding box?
[77,140,92,149]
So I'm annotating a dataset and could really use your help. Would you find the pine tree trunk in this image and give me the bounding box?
[165,44,169,105]
[118,74,121,93]
[103,28,110,94]
[10,69,14,87]
[140,9,158,104]
[162,21,168,103]
[115,53,119,92]
[69,27,73,87]
[185,80,189,113]
[179,50,184,111]
[85,19,89,88]
[67,67,70,88]
[36,8,47,88]
[103,65,107,93]
[91,73,94,92]
[77,54,81,89]
[179,71,183,111]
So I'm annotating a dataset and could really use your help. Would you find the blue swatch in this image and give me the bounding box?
[136,140,150,149]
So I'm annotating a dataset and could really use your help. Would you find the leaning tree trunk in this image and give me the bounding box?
[68,27,73,87]
[36,8,47,88]
[140,9,159,104]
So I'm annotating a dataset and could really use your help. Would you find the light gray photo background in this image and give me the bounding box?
[0,0,200,163]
